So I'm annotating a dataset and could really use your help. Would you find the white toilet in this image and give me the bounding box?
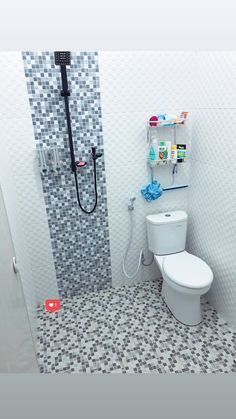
[146,211,213,326]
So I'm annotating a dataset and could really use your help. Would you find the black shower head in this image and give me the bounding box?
[54,51,71,66]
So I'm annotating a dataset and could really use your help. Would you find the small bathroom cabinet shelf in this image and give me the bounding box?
[146,118,186,129]
[146,115,188,167]
[148,157,187,167]
[145,115,189,192]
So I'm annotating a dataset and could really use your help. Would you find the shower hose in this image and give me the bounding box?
[122,210,154,279]
[63,93,98,214]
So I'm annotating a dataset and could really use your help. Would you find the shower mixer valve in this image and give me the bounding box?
[74,147,103,170]
[91,146,103,160]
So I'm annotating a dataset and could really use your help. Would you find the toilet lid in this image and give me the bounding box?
[163,252,213,289]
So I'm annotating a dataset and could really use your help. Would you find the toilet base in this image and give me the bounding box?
[161,280,202,326]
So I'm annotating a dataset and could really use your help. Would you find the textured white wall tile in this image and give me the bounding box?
[191,109,236,169]
[0,52,31,118]
[14,172,50,225]
[0,52,59,340]
[189,52,236,330]
[0,186,39,372]
[99,51,196,114]
[100,51,193,288]
[0,118,38,176]
[23,221,56,271]
[195,52,236,109]
[0,173,38,342]
[33,267,59,302]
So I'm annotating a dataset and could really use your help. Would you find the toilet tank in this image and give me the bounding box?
[146,211,188,255]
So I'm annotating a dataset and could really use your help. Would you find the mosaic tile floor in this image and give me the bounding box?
[37,280,236,373]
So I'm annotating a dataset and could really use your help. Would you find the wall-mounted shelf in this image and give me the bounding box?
[146,114,188,166]
[147,118,186,128]
[148,157,187,167]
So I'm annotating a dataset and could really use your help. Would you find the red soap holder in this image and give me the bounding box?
[75,161,87,168]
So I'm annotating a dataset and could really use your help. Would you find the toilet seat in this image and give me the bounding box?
[163,251,213,289]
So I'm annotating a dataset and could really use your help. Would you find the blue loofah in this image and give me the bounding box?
[141,180,163,202]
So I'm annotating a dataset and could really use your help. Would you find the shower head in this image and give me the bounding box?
[54,51,71,66]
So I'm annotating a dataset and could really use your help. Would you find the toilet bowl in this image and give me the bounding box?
[146,211,214,326]
[155,251,213,325]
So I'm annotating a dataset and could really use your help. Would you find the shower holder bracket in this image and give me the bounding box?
[61,90,70,97]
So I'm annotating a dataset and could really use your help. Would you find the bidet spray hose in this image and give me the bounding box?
[122,211,143,279]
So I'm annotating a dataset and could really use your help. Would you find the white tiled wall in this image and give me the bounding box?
[0,52,59,337]
[187,52,236,330]
[0,185,38,372]
[99,51,194,287]
[100,50,236,331]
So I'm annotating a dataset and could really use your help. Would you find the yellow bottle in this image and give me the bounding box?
[171,144,177,163]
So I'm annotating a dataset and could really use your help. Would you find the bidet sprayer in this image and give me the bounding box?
[128,196,136,211]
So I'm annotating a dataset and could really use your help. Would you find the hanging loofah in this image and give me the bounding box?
[141,180,163,202]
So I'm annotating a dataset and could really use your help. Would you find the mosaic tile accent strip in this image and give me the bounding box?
[37,280,236,373]
[22,51,112,298]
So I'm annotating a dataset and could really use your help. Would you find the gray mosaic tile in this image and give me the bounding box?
[22,51,112,297]
[37,280,236,373]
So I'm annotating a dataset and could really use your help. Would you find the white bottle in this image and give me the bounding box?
[165,141,172,162]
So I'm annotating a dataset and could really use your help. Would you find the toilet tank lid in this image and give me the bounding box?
[146,211,188,225]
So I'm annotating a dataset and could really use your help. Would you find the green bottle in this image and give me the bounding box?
[158,141,167,164]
